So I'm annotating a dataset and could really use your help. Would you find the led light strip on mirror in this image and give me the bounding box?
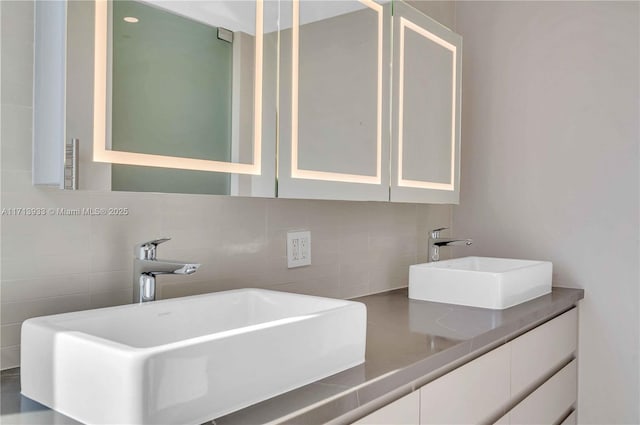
[93,0,264,175]
[290,0,384,185]
[397,16,456,191]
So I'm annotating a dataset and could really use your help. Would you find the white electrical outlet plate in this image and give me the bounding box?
[287,230,311,268]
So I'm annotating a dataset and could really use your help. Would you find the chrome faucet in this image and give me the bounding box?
[133,238,200,303]
[429,227,473,262]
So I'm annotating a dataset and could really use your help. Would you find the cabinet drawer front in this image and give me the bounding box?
[509,359,577,425]
[511,308,577,399]
[420,344,510,424]
[354,391,420,425]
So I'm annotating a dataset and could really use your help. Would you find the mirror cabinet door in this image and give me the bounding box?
[38,0,462,201]
[277,0,391,201]
[390,1,462,204]
[57,0,278,196]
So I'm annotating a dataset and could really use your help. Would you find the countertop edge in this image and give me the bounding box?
[277,287,584,425]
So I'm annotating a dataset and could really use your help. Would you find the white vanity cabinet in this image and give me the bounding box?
[390,2,462,204]
[353,308,578,425]
[499,308,578,425]
[505,360,577,425]
[510,307,579,400]
[419,344,510,424]
[353,391,420,425]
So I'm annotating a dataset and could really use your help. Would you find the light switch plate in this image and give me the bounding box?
[287,230,311,268]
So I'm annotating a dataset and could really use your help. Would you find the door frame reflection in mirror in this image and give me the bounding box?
[92,0,264,175]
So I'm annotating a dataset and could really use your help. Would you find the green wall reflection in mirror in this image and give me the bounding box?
[111,1,233,194]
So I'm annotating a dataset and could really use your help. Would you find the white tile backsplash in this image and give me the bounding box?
[1,294,91,325]
[89,289,132,309]
[1,275,89,303]
[1,346,20,370]
[1,324,21,348]
[2,253,92,281]
[0,0,454,370]
[88,271,131,293]
[338,260,372,299]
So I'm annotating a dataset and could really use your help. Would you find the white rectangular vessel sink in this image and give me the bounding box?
[21,289,366,425]
[409,257,552,309]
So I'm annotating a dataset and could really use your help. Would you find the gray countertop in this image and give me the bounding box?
[0,287,584,425]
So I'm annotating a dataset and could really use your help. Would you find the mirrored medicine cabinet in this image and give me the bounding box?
[33,0,461,204]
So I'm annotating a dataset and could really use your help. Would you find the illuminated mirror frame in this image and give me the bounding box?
[290,0,384,185]
[397,16,456,191]
[93,0,264,175]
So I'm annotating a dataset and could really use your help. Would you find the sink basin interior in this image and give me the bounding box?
[53,289,350,348]
[409,256,552,310]
[21,289,367,425]
[432,256,545,273]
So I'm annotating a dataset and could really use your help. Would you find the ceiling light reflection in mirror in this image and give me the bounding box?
[93,0,264,176]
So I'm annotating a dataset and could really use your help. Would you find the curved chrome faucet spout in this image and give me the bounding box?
[432,238,473,247]
[133,238,200,303]
[428,228,473,262]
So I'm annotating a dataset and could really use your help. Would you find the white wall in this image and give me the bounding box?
[0,0,455,370]
[453,2,639,423]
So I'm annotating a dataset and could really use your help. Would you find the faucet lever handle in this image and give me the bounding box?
[431,227,448,238]
[135,237,171,260]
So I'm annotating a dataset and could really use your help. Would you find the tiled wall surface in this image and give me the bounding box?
[0,1,453,370]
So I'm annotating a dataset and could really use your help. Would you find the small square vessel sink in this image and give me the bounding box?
[409,257,552,309]
[21,289,366,425]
